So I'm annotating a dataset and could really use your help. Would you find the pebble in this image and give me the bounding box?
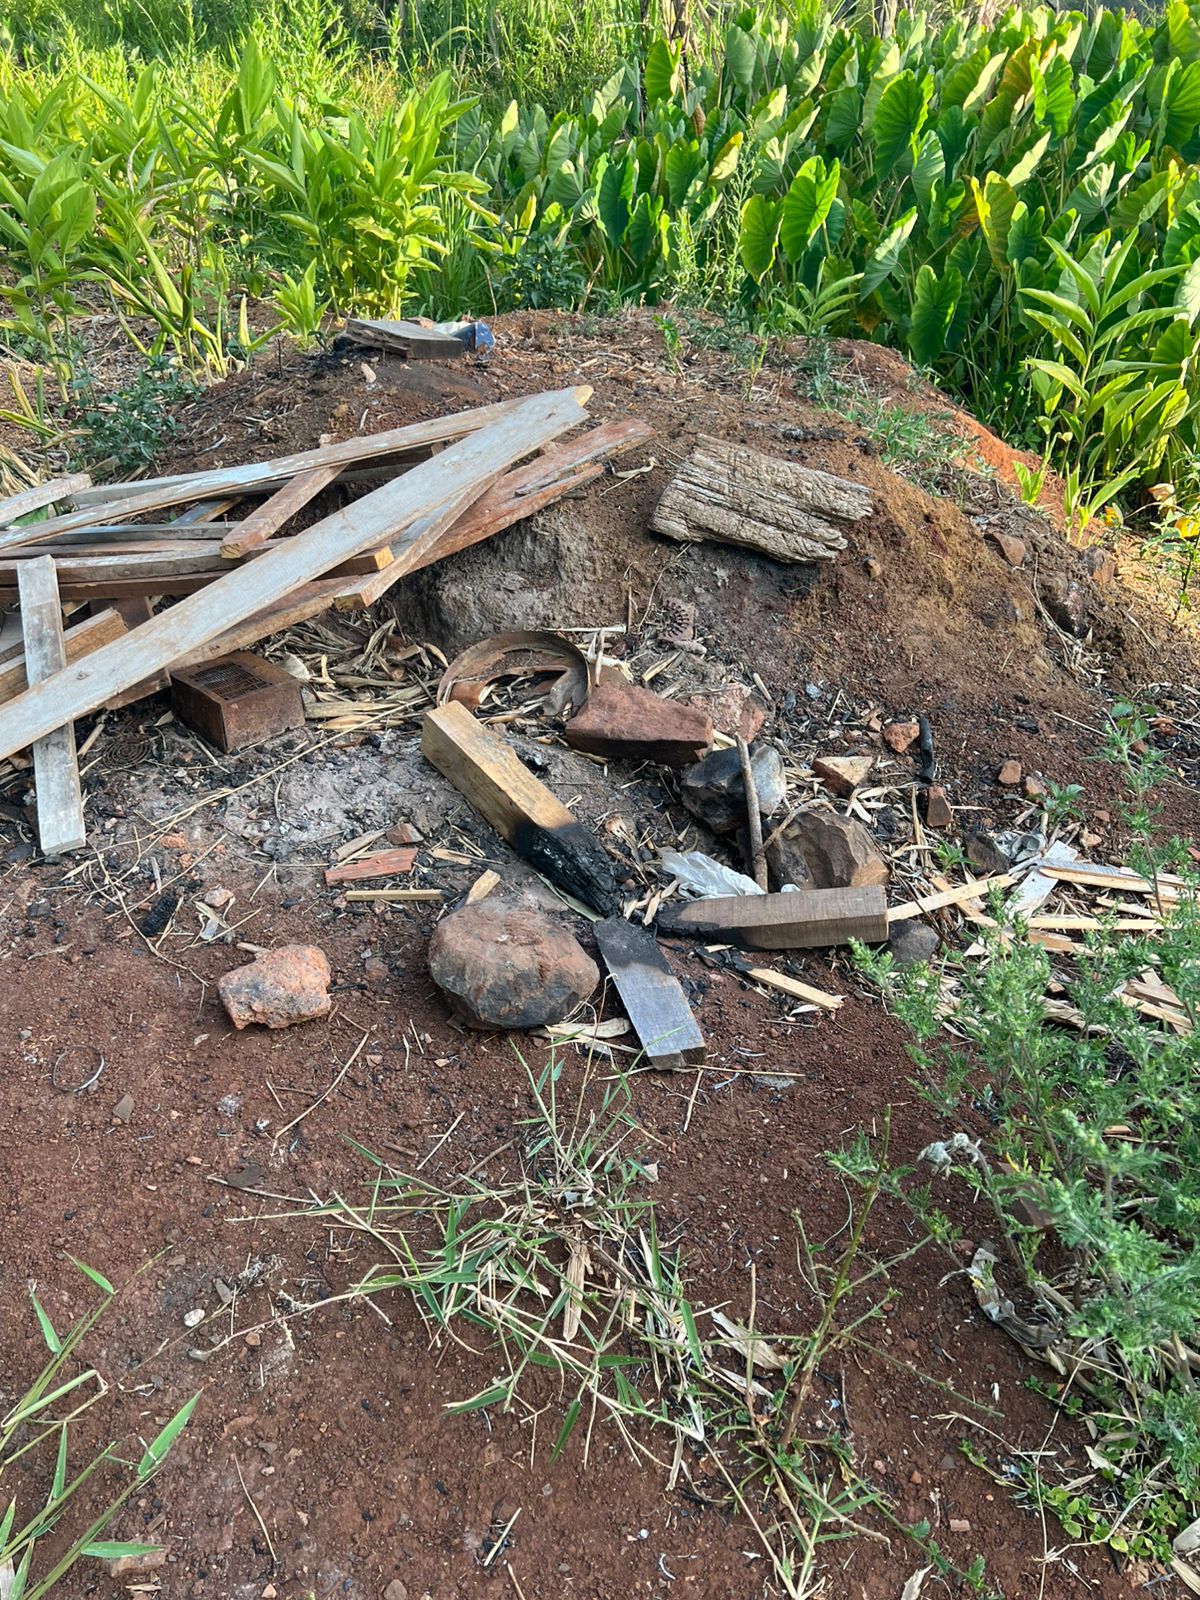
[182,1308,205,1329]
[244,1330,262,1349]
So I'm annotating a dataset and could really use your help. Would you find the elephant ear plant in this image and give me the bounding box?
[1,1259,197,1599]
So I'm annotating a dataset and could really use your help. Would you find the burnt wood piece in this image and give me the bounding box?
[421,700,620,916]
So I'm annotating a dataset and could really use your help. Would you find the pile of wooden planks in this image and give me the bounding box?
[0,386,652,856]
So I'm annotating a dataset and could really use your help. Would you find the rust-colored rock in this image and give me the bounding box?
[218,945,332,1030]
[1023,773,1047,800]
[428,902,598,1030]
[924,785,953,828]
[882,720,920,754]
[687,682,766,743]
[997,758,1022,786]
[987,530,1027,567]
[564,680,711,768]
[812,753,873,796]
[769,811,889,890]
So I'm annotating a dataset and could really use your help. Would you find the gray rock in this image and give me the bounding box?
[428,902,598,1030]
[680,744,786,833]
[888,921,939,968]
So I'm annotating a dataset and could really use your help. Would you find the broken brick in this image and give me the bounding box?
[812,753,873,796]
[564,680,711,768]
[882,720,920,754]
[218,945,332,1030]
[997,758,1022,786]
[924,786,953,828]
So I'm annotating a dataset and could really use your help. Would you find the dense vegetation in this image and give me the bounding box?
[5,0,1200,529]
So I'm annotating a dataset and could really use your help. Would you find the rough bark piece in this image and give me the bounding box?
[218,944,331,1029]
[769,811,889,890]
[421,700,620,916]
[812,753,873,796]
[651,435,871,563]
[16,557,86,856]
[564,680,711,768]
[595,916,705,1070]
[428,902,598,1029]
[325,847,418,885]
[658,886,888,950]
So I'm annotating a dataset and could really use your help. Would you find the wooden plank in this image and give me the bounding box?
[658,887,888,950]
[104,598,168,711]
[1043,862,1189,898]
[17,557,86,855]
[595,916,705,1070]
[64,395,530,517]
[0,388,591,761]
[0,607,126,703]
[0,543,228,581]
[0,573,221,604]
[324,847,418,885]
[745,968,844,1011]
[343,888,443,903]
[421,699,620,916]
[220,463,340,559]
[0,473,92,527]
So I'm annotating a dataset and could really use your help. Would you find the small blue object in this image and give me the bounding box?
[430,318,495,354]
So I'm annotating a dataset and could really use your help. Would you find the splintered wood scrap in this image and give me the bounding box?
[659,886,888,950]
[466,868,501,904]
[0,388,592,761]
[343,887,443,902]
[887,874,1015,923]
[17,556,86,856]
[324,847,418,885]
[595,916,705,1070]
[745,967,844,1011]
[421,700,621,916]
[651,435,872,563]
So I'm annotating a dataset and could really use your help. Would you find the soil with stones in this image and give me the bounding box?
[2,307,1197,1600]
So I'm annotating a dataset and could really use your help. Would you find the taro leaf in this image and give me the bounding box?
[780,156,839,262]
[739,193,779,282]
[912,131,945,212]
[1032,52,1075,140]
[724,24,757,95]
[626,191,662,264]
[908,262,963,365]
[972,173,1020,272]
[665,140,704,209]
[1168,0,1200,65]
[824,84,861,148]
[1006,129,1051,187]
[873,69,928,176]
[709,131,743,183]
[860,206,918,298]
[597,154,634,245]
[1177,257,1200,324]
[645,39,680,104]
[937,105,973,177]
[1165,59,1200,148]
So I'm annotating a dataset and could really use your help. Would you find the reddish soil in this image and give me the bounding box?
[3,308,1196,1600]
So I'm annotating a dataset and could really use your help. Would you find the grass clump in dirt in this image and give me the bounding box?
[1,1259,197,1597]
[290,1050,994,1597]
[857,707,1200,1567]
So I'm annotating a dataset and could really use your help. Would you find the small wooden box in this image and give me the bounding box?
[170,651,304,753]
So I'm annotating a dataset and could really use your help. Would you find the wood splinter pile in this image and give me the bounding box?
[0,385,650,856]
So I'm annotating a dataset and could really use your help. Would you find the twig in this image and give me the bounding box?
[233,1454,277,1571]
[736,735,768,890]
[483,1507,521,1568]
[271,1031,367,1150]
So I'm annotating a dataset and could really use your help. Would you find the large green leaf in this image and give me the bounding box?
[872,70,928,176]
[909,262,963,364]
[665,141,704,209]
[1164,60,1200,148]
[780,155,839,262]
[824,86,861,148]
[912,132,945,213]
[972,173,1020,272]
[724,25,757,95]
[1167,0,1200,65]
[1032,53,1075,140]
[644,40,680,104]
[597,155,634,245]
[739,194,779,281]
[860,206,918,297]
